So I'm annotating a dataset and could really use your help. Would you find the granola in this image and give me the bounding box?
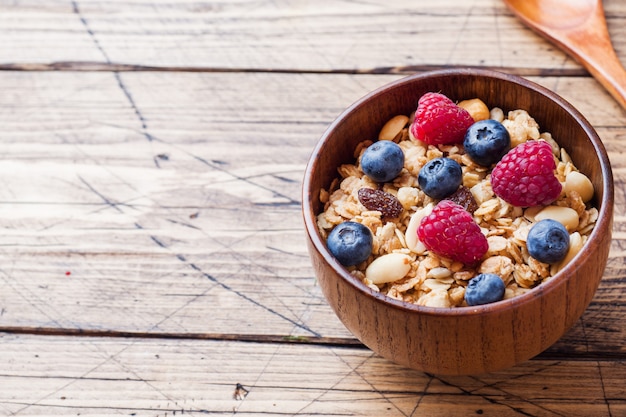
[316,100,598,308]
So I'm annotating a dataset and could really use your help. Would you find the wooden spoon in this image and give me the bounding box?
[504,0,626,111]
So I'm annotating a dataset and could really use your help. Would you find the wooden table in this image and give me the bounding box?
[1,1,625,415]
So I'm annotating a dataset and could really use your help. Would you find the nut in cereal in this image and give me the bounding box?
[318,92,598,308]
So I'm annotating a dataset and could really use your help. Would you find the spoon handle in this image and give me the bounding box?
[584,51,626,112]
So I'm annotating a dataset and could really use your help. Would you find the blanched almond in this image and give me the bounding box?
[564,171,594,203]
[535,206,579,231]
[405,203,434,253]
[378,115,409,141]
[365,253,412,284]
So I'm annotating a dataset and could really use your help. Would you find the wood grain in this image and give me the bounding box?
[1,0,624,72]
[303,69,615,374]
[0,71,625,358]
[0,333,624,416]
[0,0,625,411]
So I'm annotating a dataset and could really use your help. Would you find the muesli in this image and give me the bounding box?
[316,93,597,308]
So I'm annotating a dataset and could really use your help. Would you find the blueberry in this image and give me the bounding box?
[327,221,373,266]
[526,219,570,264]
[463,119,511,166]
[465,273,506,306]
[361,141,405,183]
[418,157,462,199]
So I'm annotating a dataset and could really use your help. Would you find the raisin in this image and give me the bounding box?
[445,186,479,214]
[358,188,403,219]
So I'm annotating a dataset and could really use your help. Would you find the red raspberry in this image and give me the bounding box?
[410,92,474,145]
[417,200,488,265]
[491,140,562,207]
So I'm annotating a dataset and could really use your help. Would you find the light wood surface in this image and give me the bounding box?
[1,0,625,415]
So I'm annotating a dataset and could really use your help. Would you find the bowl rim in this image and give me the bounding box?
[302,68,614,317]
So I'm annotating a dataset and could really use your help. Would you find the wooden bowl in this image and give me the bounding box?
[302,68,614,375]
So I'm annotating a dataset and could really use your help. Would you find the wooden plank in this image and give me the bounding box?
[2,0,625,71]
[3,0,624,412]
[0,71,625,357]
[0,333,624,416]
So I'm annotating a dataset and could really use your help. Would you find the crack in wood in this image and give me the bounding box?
[0,61,590,77]
[596,361,615,417]
[130,220,320,336]
[72,0,158,162]
[0,326,360,346]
